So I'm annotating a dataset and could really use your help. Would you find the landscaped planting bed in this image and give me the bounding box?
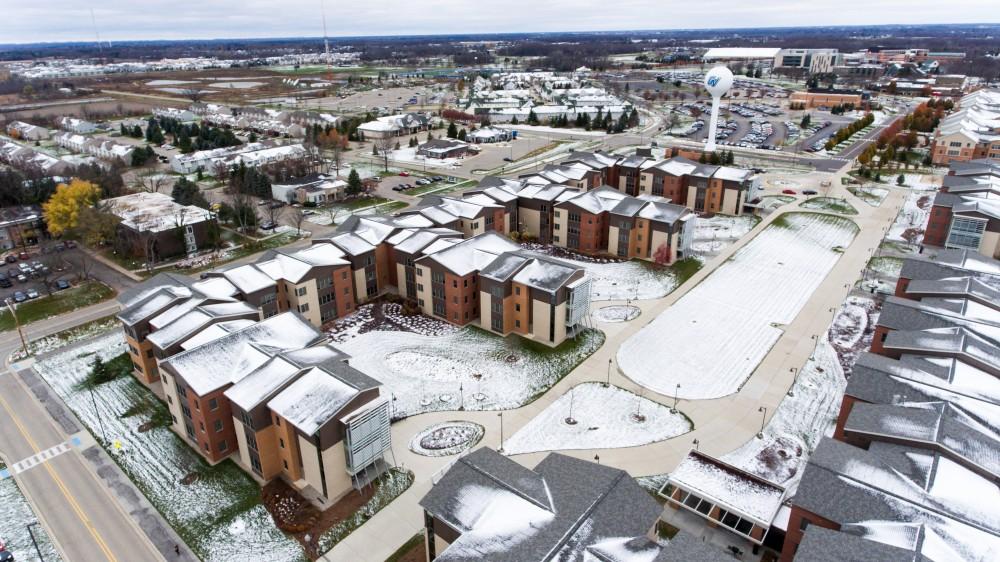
[409,421,485,457]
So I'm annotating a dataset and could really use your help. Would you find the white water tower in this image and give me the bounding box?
[703,66,734,152]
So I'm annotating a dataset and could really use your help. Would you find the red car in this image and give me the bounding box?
[781,189,797,195]
[399,171,410,177]
[18,252,29,260]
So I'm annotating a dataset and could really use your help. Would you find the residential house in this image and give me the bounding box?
[0,205,43,250]
[57,117,97,134]
[5,120,49,141]
[417,138,474,160]
[103,192,217,260]
[357,113,432,141]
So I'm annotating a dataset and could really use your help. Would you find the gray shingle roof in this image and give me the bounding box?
[795,526,928,562]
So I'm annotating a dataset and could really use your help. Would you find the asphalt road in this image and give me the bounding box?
[0,300,169,562]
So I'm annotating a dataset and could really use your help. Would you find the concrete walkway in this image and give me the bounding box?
[322,168,908,561]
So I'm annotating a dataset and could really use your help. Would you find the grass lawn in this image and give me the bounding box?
[406,179,474,197]
[800,197,859,215]
[868,256,904,278]
[153,231,302,277]
[383,533,424,562]
[11,314,120,360]
[848,185,889,207]
[0,281,115,332]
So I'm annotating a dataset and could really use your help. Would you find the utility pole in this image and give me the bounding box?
[6,299,29,357]
[90,385,107,444]
[497,412,504,453]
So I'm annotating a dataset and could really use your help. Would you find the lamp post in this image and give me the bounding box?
[89,384,107,444]
[26,522,44,561]
[5,299,29,358]
[757,406,767,438]
[594,454,600,465]
[787,368,798,396]
[497,412,504,453]
[565,386,577,425]
[605,358,612,387]
[672,383,681,413]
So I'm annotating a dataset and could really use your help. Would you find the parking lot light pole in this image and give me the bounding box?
[26,522,45,561]
[6,299,29,357]
[757,406,767,438]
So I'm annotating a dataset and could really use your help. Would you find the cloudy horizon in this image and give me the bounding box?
[4,0,997,45]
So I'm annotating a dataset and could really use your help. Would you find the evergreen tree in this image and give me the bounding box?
[699,152,708,164]
[119,124,127,136]
[457,128,467,142]
[447,122,458,139]
[346,169,363,196]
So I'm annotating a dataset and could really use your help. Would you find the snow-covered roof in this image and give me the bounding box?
[669,451,786,524]
[511,254,581,293]
[419,232,520,276]
[163,312,321,396]
[179,319,256,350]
[103,192,213,233]
[218,264,276,294]
[266,367,359,435]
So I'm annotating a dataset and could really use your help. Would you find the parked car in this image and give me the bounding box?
[0,275,10,289]
[0,548,13,562]
[12,291,27,303]
[782,189,797,195]
[259,221,276,230]
[17,252,29,260]
[65,240,77,249]
[26,289,39,299]
[415,179,430,186]
[16,274,27,284]
[55,279,71,291]
[4,255,15,263]
[7,267,17,278]
[53,242,66,252]
[802,189,818,195]
[392,186,404,192]
[399,171,410,177]
[503,157,514,162]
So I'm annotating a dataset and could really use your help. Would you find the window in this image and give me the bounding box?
[218,440,228,453]
[214,420,223,433]
[472,222,479,230]
[274,415,281,426]
[418,299,425,306]
[432,271,445,284]
[452,280,458,288]
[209,398,218,411]
[146,349,154,358]
[279,438,285,449]
[515,304,521,312]
[342,271,348,280]
[416,268,423,277]
[261,292,277,305]
[317,277,332,289]
[799,518,811,531]
[319,293,335,305]
[295,286,308,297]
[283,459,288,470]
[486,216,494,226]
[417,283,424,292]
[298,303,310,313]
[554,224,560,230]
[463,279,468,288]
[515,287,521,295]
[199,421,206,433]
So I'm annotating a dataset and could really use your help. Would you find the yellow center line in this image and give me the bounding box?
[0,389,119,562]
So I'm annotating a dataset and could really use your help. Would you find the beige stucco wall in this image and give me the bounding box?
[980,230,1000,259]
[650,230,670,262]
[552,209,568,248]
[531,299,551,343]
[395,263,408,298]
[415,265,433,316]
[638,172,652,194]
[321,443,353,502]
[553,301,567,344]
[519,207,541,237]
[607,225,621,255]
[286,278,320,326]
[299,434,323,493]
[721,189,742,216]
[233,417,252,474]
[161,372,184,435]
[479,290,492,330]
[353,268,367,303]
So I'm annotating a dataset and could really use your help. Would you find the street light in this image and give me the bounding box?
[5,299,29,358]
[605,358,612,387]
[566,386,577,425]
[693,438,700,451]
[672,383,681,413]
[497,412,504,453]
[787,367,798,396]
[26,522,45,561]
[757,406,767,438]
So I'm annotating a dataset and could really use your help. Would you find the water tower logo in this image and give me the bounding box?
[706,75,721,88]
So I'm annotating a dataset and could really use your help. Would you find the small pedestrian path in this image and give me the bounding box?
[1,436,82,479]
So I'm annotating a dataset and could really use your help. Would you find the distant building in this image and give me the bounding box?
[0,205,43,250]
[57,117,97,134]
[54,132,136,164]
[5,120,49,141]
[103,192,217,260]
[930,88,1000,166]
[169,141,310,175]
[357,113,432,141]
[773,48,841,74]
[923,159,1000,258]
[789,90,864,109]
[152,107,196,122]
[417,138,474,159]
[0,138,74,176]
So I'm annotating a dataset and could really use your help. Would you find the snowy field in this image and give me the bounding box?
[33,333,304,562]
[618,213,858,400]
[11,315,119,361]
[887,191,932,246]
[504,383,691,455]
[336,327,604,418]
[0,468,61,562]
[592,305,640,323]
[508,124,606,137]
[409,421,485,457]
[902,174,940,191]
[690,215,759,260]
[800,197,858,215]
[720,336,846,493]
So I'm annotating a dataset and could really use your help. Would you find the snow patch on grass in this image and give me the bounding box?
[504,383,691,455]
[618,213,858,400]
[690,214,759,260]
[0,464,62,562]
[336,327,604,418]
[409,421,485,457]
[592,305,640,323]
[887,191,932,247]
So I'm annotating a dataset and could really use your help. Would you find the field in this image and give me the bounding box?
[0,281,115,332]
[618,213,858,399]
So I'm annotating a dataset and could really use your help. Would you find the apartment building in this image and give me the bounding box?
[57,116,97,134]
[0,205,43,251]
[102,192,217,260]
[0,138,74,176]
[5,120,49,141]
[420,447,727,562]
[930,88,1000,165]
[54,132,136,164]
[780,251,1000,561]
[923,159,1000,258]
[159,312,392,506]
[169,141,310,175]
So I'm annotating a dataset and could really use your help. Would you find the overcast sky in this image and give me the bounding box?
[4,0,997,44]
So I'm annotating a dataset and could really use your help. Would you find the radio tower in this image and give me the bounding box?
[90,8,104,60]
[320,0,331,74]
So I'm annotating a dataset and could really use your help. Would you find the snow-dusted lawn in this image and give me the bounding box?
[848,185,889,207]
[618,213,858,400]
[522,245,700,301]
[508,124,606,137]
[409,421,485,457]
[720,336,846,493]
[504,383,692,455]
[690,214,759,260]
[902,173,940,191]
[11,315,119,361]
[887,191,932,246]
[328,303,457,343]
[0,467,61,562]
[592,305,640,323]
[800,197,858,215]
[33,333,304,562]
[337,327,604,418]
[868,256,903,278]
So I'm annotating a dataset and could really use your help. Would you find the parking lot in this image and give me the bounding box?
[0,246,135,305]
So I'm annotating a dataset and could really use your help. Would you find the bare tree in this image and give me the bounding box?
[330,142,345,176]
[62,251,96,282]
[181,88,205,104]
[289,208,307,236]
[135,170,170,194]
[374,137,394,172]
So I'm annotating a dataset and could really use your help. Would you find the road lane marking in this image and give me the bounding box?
[3,437,82,478]
[0,389,119,562]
